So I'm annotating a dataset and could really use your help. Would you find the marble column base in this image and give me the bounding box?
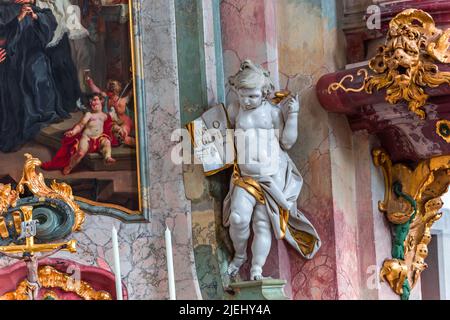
[225,279,288,300]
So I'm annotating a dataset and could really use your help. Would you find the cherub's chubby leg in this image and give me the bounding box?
[63,135,90,175]
[228,186,256,277]
[251,204,272,280]
[100,138,116,164]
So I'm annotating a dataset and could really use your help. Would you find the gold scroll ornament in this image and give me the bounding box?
[329,9,450,120]
[15,153,85,231]
[373,149,449,296]
[0,266,112,300]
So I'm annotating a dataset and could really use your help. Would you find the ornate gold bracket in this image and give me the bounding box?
[329,9,450,119]
[373,149,449,299]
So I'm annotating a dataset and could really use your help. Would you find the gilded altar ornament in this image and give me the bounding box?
[16,154,85,231]
[0,206,79,300]
[373,149,448,299]
[329,9,450,119]
[0,266,112,300]
[42,291,59,300]
[0,184,19,216]
[0,206,77,255]
[436,120,450,143]
[0,217,9,239]
[380,259,408,295]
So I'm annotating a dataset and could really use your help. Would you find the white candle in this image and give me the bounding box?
[112,226,123,300]
[165,226,176,300]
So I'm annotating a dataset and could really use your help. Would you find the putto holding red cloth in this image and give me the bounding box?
[42,93,119,175]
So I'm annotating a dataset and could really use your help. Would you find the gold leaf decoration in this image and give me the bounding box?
[16,154,85,231]
[0,266,112,300]
[329,9,450,119]
[373,149,448,298]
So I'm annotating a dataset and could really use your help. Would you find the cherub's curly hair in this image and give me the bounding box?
[228,60,275,98]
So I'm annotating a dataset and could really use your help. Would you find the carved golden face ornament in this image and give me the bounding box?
[329,9,450,120]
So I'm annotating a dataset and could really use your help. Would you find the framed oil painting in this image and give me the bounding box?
[0,0,148,221]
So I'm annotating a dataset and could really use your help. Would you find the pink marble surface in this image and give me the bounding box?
[329,114,362,299]
[276,0,343,300]
[276,0,392,300]
[221,0,279,100]
[219,0,353,299]
[354,131,379,300]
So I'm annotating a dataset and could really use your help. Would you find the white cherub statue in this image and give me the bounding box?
[223,60,321,281]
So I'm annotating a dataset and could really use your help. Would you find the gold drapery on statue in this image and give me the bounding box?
[228,162,320,258]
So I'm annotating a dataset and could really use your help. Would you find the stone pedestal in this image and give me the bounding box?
[225,279,289,300]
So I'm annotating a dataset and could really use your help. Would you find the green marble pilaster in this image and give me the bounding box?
[175,0,227,301]
[212,0,225,104]
[175,0,225,126]
[175,0,208,126]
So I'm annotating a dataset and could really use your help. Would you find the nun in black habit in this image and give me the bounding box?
[0,2,81,152]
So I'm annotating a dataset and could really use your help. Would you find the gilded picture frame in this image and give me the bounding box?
[75,0,149,222]
[0,0,149,222]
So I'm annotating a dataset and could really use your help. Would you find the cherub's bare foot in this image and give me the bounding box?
[105,157,116,164]
[62,166,72,175]
[250,266,263,281]
[227,255,247,277]
[252,274,263,281]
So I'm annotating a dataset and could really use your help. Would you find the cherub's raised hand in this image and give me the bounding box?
[287,93,300,115]
[0,49,6,64]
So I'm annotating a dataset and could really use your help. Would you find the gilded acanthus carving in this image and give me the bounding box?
[329,9,450,119]
[16,154,85,231]
[373,149,449,299]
